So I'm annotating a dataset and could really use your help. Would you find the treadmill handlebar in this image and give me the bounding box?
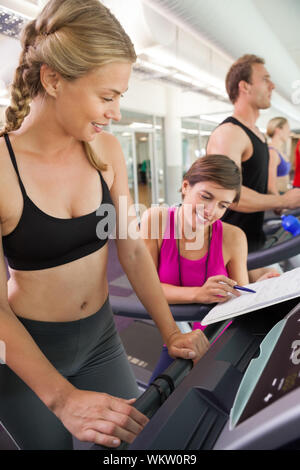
[109,293,213,321]
[136,358,193,417]
[264,207,300,223]
[90,358,193,451]
[247,232,300,270]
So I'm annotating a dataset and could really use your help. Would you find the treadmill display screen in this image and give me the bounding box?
[237,308,300,425]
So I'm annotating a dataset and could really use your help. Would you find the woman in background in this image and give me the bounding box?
[267,117,291,194]
[141,155,279,382]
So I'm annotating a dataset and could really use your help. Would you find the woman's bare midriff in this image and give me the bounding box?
[7,247,109,322]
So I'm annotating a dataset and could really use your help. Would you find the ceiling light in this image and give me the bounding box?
[181,128,199,135]
[191,80,208,89]
[144,49,225,89]
[200,131,212,136]
[129,122,153,129]
[173,73,194,84]
[199,114,229,124]
[135,58,170,76]
[206,86,228,99]
[0,6,30,39]
[0,97,10,106]
[135,53,228,101]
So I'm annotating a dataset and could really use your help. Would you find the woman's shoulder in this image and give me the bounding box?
[89,131,121,187]
[91,131,122,166]
[222,221,247,243]
[0,134,9,159]
[221,222,248,263]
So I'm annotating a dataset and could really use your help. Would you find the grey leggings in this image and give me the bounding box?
[0,297,139,450]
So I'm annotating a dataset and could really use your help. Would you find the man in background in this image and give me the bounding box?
[207,54,300,279]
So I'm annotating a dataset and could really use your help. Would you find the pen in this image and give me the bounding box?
[234,285,256,293]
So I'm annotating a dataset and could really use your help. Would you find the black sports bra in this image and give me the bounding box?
[2,134,115,271]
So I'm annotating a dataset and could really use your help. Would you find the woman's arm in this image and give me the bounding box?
[268,148,280,195]
[160,278,238,304]
[106,134,209,360]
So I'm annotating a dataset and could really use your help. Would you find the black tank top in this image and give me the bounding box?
[2,134,115,270]
[220,117,269,252]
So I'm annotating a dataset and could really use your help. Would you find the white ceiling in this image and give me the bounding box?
[1,0,300,130]
[143,0,300,99]
[140,0,300,129]
[252,0,300,70]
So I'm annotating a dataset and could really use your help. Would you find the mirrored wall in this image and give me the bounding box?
[181,117,217,173]
[111,110,166,213]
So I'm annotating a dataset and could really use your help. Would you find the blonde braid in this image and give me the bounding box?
[0,68,31,137]
[0,20,36,137]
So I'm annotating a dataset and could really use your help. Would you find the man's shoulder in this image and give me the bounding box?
[207,118,250,163]
[210,117,249,140]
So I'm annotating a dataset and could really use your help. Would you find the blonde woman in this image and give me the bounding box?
[267,117,291,194]
[0,0,208,450]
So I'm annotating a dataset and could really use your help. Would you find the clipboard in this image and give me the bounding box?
[202,267,300,326]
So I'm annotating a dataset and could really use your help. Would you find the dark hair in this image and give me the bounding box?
[182,155,241,203]
[226,54,265,104]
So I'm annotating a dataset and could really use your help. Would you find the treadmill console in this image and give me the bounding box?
[231,305,300,427]
[215,302,300,450]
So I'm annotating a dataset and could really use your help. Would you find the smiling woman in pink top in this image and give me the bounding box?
[141,154,279,381]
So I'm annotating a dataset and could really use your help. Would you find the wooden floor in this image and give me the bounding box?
[138,182,152,208]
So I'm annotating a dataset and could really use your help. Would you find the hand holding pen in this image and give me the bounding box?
[195,275,243,304]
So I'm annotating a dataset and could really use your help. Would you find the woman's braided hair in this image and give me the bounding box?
[1,0,136,170]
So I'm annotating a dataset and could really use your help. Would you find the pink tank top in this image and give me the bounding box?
[158,207,228,330]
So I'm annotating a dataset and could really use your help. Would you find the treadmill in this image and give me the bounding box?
[261,208,300,271]
[94,231,300,450]
[91,295,300,451]
[110,222,300,390]
[263,208,300,237]
[0,422,19,450]
[127,299,300,450]
[4,227,300,450]
[2,214,300,450]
